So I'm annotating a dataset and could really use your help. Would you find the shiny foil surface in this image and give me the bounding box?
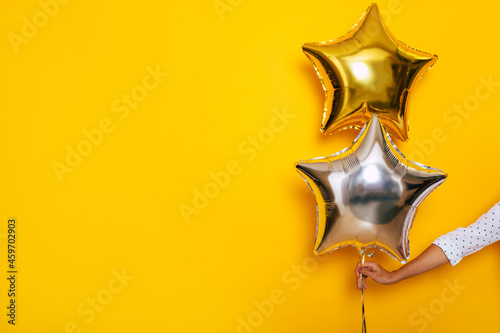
[302,3,437,141]
[295,115,447,262]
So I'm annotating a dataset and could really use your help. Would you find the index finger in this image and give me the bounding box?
[354,262,361,278]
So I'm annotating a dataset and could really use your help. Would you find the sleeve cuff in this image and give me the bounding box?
[432,234,463,266]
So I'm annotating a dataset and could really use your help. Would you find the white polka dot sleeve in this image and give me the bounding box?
[432,201,500,266]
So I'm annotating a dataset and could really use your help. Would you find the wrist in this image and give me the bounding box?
[388,270,402,284]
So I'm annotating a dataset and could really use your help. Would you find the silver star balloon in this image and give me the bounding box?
[295,115,447,263]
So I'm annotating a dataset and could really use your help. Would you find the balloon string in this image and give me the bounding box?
[360,252,367,333]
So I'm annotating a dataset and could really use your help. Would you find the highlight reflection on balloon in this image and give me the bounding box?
[302,3,437,142]
[295,115,447,263]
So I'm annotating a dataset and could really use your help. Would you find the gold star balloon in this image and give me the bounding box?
[302,3,437,141]
[295,115,446,262]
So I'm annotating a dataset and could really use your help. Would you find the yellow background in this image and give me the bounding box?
[1,0,500,332]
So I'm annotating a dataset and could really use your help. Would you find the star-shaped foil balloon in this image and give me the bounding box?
[302,3,437,142]
[295,115,446,263]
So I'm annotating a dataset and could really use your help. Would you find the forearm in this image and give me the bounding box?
[391,244,449,283]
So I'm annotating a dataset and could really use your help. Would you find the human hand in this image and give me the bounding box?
[355,261,396,289]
